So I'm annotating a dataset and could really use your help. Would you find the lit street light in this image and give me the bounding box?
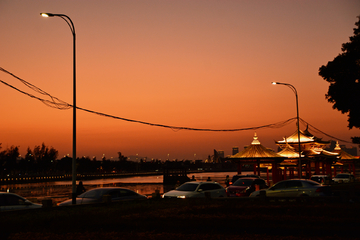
[271,82,302,178]
[40,12,77,204]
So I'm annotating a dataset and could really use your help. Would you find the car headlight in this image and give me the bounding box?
[177,196,186,199]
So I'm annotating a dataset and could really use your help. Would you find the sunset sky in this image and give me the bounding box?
[1,0,360,160]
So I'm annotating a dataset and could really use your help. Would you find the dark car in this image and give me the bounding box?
[226,177,268,197]
[0,192,42,211]
[58,187,147,206]
[230,174,260,185]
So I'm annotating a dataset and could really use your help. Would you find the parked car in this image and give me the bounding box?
[310,175,331,184]
[226,177,268,197]
[249,179,332,197]
[58,187,147,206]
[230,174,260,185]
[332,173,355,183]
[0,192,42,211]
[162,181,226,198]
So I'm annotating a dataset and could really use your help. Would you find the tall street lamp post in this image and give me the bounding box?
[40,13,77,204]
[271,82,302,178]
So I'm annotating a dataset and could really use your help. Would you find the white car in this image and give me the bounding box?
[249,179,332,197]
[332,173,355,183]
[0,192,42,211]
[162,181,226,198]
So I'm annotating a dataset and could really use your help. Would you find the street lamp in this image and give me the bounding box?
[41,13,77,204]
[271,82,302,178]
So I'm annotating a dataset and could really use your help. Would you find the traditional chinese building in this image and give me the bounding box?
[229,133,285,184]
[332,141,359,177]
[228,127,358,185]
[275,126,341,179]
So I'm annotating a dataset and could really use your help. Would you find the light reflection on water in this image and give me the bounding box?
[1,172,243,204]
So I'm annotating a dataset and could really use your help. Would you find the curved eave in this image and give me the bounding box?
[302,149,340,158]
[276,140,314,145]
[227,157,286,164]
[230,145,283,158]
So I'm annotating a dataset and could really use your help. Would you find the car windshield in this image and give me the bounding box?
[176,183,198,192]
[335,174,349,178]
[311,177,328,182]
[233,179,253,186]
[79,189,106,199]
[307,181,320,186]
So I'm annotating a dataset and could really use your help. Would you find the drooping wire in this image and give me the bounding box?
[299,118,353,143]
[0,67,71,110]
[0,67,354,143]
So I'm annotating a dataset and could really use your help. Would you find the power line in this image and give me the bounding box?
[0,67,354,143]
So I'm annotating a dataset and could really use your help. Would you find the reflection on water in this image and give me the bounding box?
[1,172,244,204]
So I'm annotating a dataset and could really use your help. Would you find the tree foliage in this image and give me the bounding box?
[319,16,360,133]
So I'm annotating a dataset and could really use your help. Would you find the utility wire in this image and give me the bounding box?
[0,67,354,143]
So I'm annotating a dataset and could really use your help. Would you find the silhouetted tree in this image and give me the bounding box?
[0,146,20,175]
[18,147,36,174]
[319,16,360,144]
[33,143,58,173]
[57,156,72,173]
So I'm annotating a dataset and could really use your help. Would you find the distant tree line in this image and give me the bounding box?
[1,144,234,178]
[0,143,59,177]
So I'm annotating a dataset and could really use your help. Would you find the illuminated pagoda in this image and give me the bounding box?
[277,143,301,179]
[229,133,285,184]
[276,125,330,151]
[332,141,359,177]
[275,126,340,178]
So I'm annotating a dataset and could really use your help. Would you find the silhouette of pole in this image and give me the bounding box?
[272,82,302,178]
[40,13,77,204]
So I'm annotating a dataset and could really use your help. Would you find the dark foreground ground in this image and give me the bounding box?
[1,197,359,240]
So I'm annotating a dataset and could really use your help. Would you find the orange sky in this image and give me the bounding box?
[1,0,360,160]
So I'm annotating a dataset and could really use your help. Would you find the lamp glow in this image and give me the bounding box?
[40,13,55,17]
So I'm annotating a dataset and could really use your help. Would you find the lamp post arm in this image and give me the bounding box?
[40,12,77,204]
[272,81,302,178]
[56,14,77,204]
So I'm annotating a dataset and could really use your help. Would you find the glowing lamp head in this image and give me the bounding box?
[40,13,55,17]
[271,82,278,85]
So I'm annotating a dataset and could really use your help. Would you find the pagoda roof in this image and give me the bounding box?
[333,141,358,160]
[302,148,339,158]
[276,130,314,144]
[277,144,302,158]
[303,126,330,144]
[276,126,330,145]
[230,133,284,159]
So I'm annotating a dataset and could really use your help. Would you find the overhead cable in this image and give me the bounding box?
[0,67,354,143]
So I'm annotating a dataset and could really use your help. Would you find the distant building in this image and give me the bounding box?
[217,150,224,159]
[232,147,239,155]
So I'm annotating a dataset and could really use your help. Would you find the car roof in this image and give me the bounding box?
[88,187,135,191]
[236,177,259,180]
[183,181,219,184]
[278,179,315,182]
[0,192,22,196]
